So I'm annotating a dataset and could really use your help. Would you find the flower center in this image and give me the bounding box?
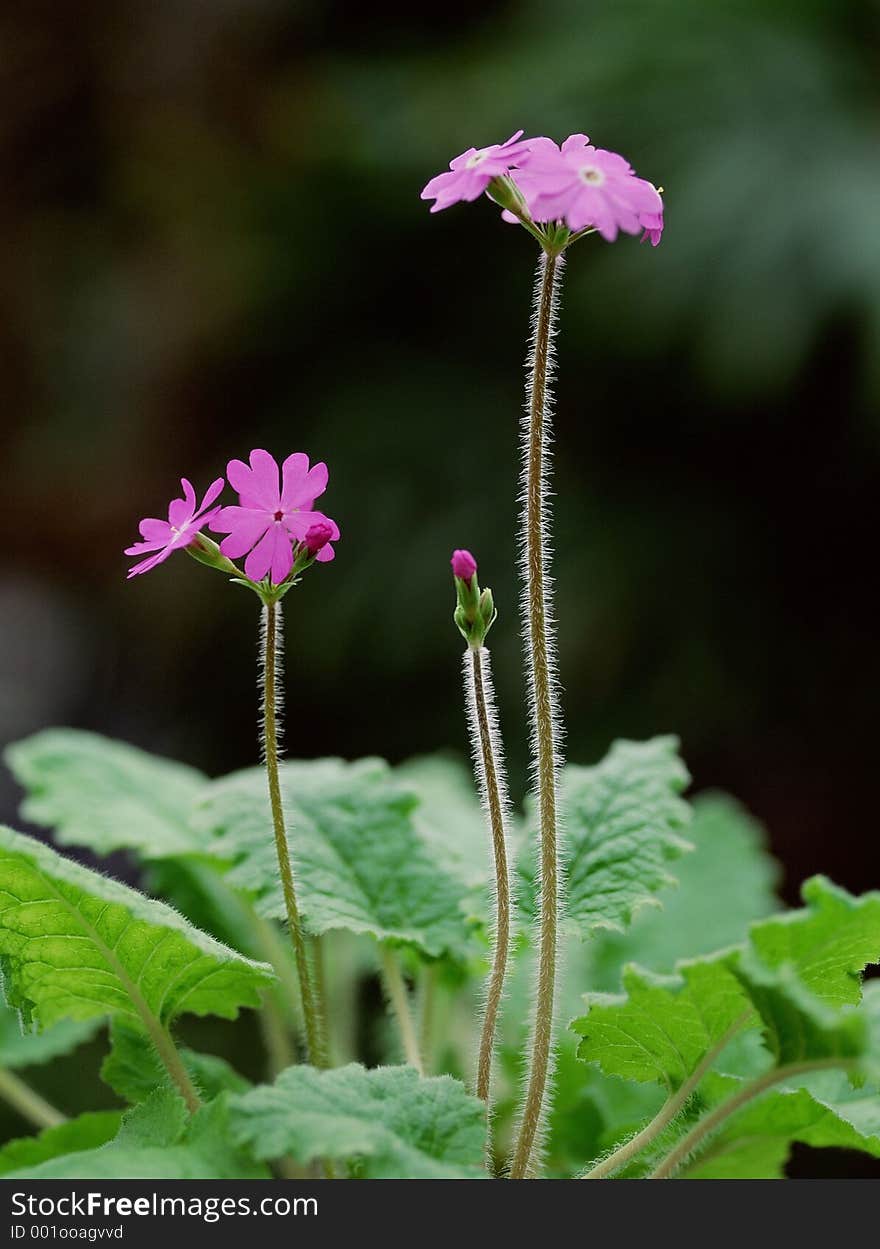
[273,510,284,522]
[465,149,489,169]
[579,165,604,186]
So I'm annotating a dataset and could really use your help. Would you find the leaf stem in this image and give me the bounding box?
[648,1057,858,1179]
[510,250,565,1180]
[464,647,512,1113]
[418,965,437,1076]
[260,600,327,1068]
[380,946,423,1074]
[581,1012,754,1178]
[0,1067,66,1130]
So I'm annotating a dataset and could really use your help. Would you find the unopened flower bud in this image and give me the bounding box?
[451,549,477,582]
[305,521,334,556]
[451,549,497,647]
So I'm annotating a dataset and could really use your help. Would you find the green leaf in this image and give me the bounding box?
[0,999,102,1069]
[0,825,274,1032]
[0,1111,122,1177]
[5,729,205,859]
[229,1063,487,1178]
[101,1018,250,1105]
[194,758,474,959]
[731,954,867,1068]
[588,792,780,990]
[573,957,751,1090]
[4,1090,268,1179]
[520,738,692,940]
[749,875,880,1006]
[681,1072,880,1179]
[573,878,880,1093]
[396,755,492,890]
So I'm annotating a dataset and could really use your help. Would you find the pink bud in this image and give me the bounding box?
[451,549,477,581]
[305,521,334,555]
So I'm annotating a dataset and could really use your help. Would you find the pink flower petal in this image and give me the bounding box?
[139,518,172,542]
[127,547,175,579]
[197,477,226,515]
[214,509,271,559]
[269,525,294,584]
[281,454,329,510]
[227,449,281,511]
[243,526,277,582]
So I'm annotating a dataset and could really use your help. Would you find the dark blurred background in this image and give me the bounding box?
[2,0,879,908]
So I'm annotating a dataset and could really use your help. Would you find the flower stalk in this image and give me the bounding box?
[464,646,512,1110]
[510,250,565,1180]
[260,599,328,1068]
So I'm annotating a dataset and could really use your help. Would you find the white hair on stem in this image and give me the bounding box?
[509,250,567,1179]
[259,601,284,765]
[462,645,515,1170]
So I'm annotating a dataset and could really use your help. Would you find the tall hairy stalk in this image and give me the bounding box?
[463,646,513,1128]
[260,600,328,1068]
[510,251,565,1179]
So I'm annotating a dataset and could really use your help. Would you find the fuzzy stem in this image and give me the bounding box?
[380,946,423,1074]
[648,1057,858,1179]
[581,1012,754,1178]
[464,647,513,1112]
[261,600,327,1068]
[147,1022,202,1114]
[418,966,437,1076]
[0,1068,66,1130]
[510,250,565,1180]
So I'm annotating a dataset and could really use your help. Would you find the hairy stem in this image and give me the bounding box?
[261,601,327,1068]
[0,1067,66,1130]
[649,1057,857,1179]
[510,250,565,1180]
[380,946,423,1074]
[581,1012,754,1178]
[464,647,512,1112]
[418,965,437,1076]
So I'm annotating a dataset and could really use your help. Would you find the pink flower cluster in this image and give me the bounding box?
[125,449,339,584]
[421,130,663,245]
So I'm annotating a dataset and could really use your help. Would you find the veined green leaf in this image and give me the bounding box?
[731,954,867,1069]
[0,826,274,1032]
[520,738,692,940]
[5,730,205,859]
[573,957,751,1090]
[749,876,880,1006]
[4,1090,267,1179]
[588,792,780,989]
[100,1018,250,1105]
[573,878,880,1092]
[680,1071,880,1179]
[194,758,474,959]
[0,1000,102,1069]
[229,1063,487,1178]
[396,755,491,890]
[0,1111,122,1177]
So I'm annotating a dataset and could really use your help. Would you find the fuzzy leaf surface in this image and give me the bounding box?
[229,1062,487,1178]
[5,730,205,859]
[0,826,274,1030]
[4,1091,267,1179]
[520,738,692,940]
[194,759,474,958]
